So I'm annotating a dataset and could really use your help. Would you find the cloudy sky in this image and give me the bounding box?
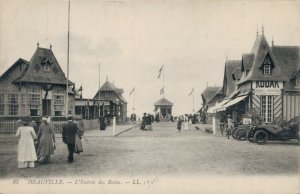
[1,0,300,116]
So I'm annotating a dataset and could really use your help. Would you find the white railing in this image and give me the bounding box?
[0,119,99,134]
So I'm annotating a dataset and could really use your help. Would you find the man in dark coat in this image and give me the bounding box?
[62,115,79,163]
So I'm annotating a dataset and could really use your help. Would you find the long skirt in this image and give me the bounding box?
[18,161,35,168]
[74,134,83,154]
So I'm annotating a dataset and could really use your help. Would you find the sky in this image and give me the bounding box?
[1,0,300,116]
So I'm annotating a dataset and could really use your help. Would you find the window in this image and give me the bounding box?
[44,64,50,71]
[296,78,300,86]
[0,93,4,115]
[28,89,41,116]
[53,90,65,116]
[263,65,271,75]
[8,93,19,116]
[261,95,273,123]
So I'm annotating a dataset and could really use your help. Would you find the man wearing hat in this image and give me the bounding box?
[226,114,234,139]
[62,115,79,163]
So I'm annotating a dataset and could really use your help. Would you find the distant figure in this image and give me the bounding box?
[177,116,183,132]
[62,115,79,163]
[16,116,37,168]
[37,117,55,164]
[98,116,106,130]
[145,114,153,131]
[140,113,147,130]
[226,115,234,139]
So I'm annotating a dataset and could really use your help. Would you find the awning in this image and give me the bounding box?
[207,99,230,113]
[223,95,248,108]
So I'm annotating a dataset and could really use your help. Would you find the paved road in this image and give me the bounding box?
[0,122,299,178]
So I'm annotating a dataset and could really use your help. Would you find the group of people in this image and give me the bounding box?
[16,115,84,168]
[140,113,154,131]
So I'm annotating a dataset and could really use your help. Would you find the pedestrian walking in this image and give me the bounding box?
[75,116,84,154]
[16,116,38,168]
[62,115,79,163]
[177,116,183,132]
[140,113,147,130]
[37,117,55,164]
[226,115,234,139]
[31,118,41,153]
[145,114,153,131]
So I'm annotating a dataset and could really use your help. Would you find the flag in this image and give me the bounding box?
[157,65,164,79]
[129,87,135,96]
[188,88,194,96]
[160,86,164,95]
[78,85,83,91]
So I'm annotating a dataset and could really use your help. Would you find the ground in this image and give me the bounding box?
[0,122,299,194]
[0,122,299,178]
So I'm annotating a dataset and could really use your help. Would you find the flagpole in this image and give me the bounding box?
[133,88,135,113]
[98,63,101,118]
[66,0,70,118]
[163,64,165,98]
[193,88,195,113]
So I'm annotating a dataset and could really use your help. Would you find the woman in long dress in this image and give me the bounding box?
[37,117,55,164]
[16,117,37,168]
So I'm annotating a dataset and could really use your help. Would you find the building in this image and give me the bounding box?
[0,44,75,120]
[208,30,300,129]
[92,79,127,122]
[154,97,173,117]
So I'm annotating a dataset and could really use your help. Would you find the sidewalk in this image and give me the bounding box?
[55,122,140,138]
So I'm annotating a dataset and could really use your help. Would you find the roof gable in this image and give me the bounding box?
[222,60,240,97]
[0,58,29,82]
[14,47,68,85]
[154,97,173,106]
[201,86,220,104]
[241,53,254,71]
[239,34,286,84]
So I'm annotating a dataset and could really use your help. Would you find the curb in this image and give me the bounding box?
[114,123,140,137]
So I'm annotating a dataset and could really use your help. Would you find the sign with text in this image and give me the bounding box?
[252,81,283,95]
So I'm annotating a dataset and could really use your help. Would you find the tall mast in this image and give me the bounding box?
[133,87,135,113]
[66,0,70,117]
[193,88,195,113]
[163,64,165,98]
[98,63,101,118]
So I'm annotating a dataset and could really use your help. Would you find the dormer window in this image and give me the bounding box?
[44,64,50,72]
[263,65,271,75]
[260,53,274,75]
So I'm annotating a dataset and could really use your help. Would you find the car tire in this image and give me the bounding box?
[247,129,255,143]
[232,127,238,139]
[254,130,268,145]
[236,128,248,141]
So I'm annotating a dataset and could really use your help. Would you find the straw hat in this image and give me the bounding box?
[20,116,32,126]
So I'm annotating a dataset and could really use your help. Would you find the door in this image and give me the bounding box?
[261,95,273,123]
[42,99,51,116]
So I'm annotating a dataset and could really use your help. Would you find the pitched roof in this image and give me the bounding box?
[14,47,69,85]
[241,53,254,71]
[238,34,286,84]
[94,80,127,103]
[232,64,243,81]
[154,97,174,106]
[0,58,29,82]
[201,86,220,105]
[223,60,241,97]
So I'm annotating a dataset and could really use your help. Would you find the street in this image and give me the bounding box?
[0,122,299,178]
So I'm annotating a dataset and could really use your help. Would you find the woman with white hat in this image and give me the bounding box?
[37,117,55,164]
[16,116,37,168]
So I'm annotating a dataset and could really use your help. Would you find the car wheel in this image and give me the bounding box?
[254,130,268,145]
[236,128,248,141]
[232,127,238,139]
[247,129,255,143]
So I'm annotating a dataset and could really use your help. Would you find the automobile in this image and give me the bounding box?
[232,125,251,141]
[246,117,300,145]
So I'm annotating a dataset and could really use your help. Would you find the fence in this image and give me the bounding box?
[0,119,99,134]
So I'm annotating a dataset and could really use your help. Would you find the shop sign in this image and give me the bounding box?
[253,81,283,95]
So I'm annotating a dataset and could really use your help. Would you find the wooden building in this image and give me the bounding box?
[92,79,127,122]
[154,97,174,117]
[0,44,75,120]
[208,31,300,125]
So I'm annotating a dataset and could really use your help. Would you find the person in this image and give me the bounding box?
[16,116,38,168]
[74,116,84,154]
[37,117,55,164]
[98,116,106,130]
[177,116,183,132]
[140,113,147,130]
[226,115,234,139]
[62,115,79,163]
[145,114,153,131]
[30,118,41,153]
